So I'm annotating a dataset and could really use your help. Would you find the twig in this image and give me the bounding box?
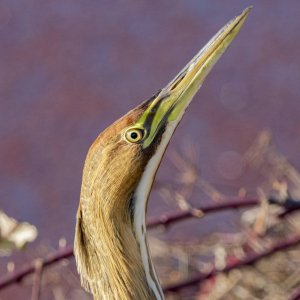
[0,197,298,291]
[0,245,73,290]
[31,259,43,300]
[163,235,300,293]
[147,197,259,228]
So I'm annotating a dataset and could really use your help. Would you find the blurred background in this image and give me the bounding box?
[1,1,300,299]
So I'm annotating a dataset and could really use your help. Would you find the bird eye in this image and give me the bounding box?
[124,128,144,143]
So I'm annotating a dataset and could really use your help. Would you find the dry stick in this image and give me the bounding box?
[0,198,258,290]
[163,235,300,293]
[147,197,259,228]
[0,245,73,290]
[31,259,44,300]
[0,197,299,291]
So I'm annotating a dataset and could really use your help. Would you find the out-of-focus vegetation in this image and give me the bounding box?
[1,132,300,300]
[0,210,37,256]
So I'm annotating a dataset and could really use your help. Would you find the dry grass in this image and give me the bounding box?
[149,131,300,299]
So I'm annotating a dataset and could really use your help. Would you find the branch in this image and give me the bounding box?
[0,245,73,290]
[147,196,300,228]
[163,235,300,293]
[31,259,43,300]
[147,197,259,228]
[0,196,298,291]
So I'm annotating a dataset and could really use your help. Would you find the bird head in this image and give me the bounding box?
[81,7,251,217]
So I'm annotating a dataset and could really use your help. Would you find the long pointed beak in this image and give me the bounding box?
[137,7,252,148]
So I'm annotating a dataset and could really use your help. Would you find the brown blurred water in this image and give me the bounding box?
[1,1,300,298]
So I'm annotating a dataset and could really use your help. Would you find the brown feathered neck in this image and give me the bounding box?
[74,103,164,300]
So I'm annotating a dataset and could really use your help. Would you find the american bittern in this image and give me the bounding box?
[74,7,251,300]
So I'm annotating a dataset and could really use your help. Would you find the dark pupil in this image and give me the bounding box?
[130,132,138,140]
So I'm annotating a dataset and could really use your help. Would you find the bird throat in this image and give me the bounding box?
[133,122,179,300]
